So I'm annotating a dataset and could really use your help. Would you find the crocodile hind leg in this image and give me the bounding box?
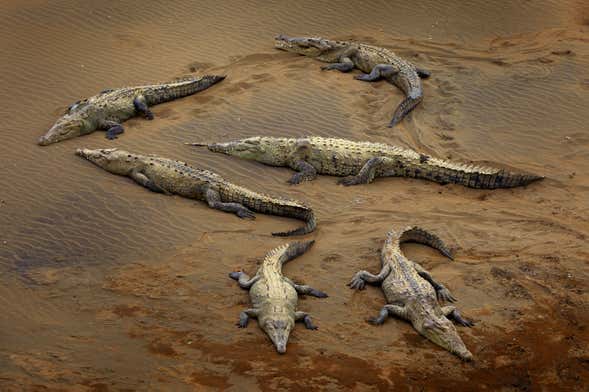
[412,262,456,303]
[295,311,318,330]
[285,278,328,298]
[349,264,391,290]
[133,95,154,120]
[229,271,260,289]
[338,156,396,186]
[288,161,317,185]
[354,64,398,82]
[442,306,475,327]
[205,188,255,219]
[130,169,169,194]
[237,308,259,328]
[320,57,355,72]
[99,120,124,140]
[368,304,408,325]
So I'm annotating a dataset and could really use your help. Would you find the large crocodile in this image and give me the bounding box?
[188,136,543,189]
[349,226,474,361]
[76,148,316,236]
[275,34,430,127]
[229,240,327,354]
[39,75,225,145]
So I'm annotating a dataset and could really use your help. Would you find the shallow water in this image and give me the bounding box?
[1,0,588,390]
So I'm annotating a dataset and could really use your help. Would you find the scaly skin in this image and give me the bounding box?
[274,34,430,127]
[349,226,475,361]
[39,75,225,145]
[229,240,327,354]
[189,136,544,189]
[75,148,316,236]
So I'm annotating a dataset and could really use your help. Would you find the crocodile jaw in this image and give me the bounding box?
[261,316,293,354]
[419,317,473,361]
[39,116,85,146]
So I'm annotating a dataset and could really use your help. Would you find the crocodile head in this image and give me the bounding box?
[39,113,94,146]
[205,137,291,166]
[408,298,473,361]
[261,316,294,354]
[274,34,349,61]
[76,148,139,175]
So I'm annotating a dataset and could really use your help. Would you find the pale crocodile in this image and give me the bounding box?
[76,148,316,236]
[39,75,225,145]
[275,34,430,127]
[189,136,543,189]
[349,226,475,361]
[230,240,327,353]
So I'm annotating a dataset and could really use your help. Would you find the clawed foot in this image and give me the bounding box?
[354,74,372,81]
[437,287,456,303]
[309,289,328,298]
[106,133,118,140]
[337,176,361,186]
[457,318,475,328]
[348,276,366,290]
[236,208,256,219]
[288,173,305,185]
[237,319,248,328]
[229,271,242,280]
[145,111,154,120]
[303,316,318,330]
[367,317,384,326]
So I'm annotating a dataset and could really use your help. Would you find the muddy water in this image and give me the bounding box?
[1,0,588,390]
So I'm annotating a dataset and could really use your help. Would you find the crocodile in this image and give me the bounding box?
[76,148,316,236]
[188,136,544,189]
[39,75,225,145]
[229,240,327,353]
[275,34,430,127]
[349,226,474,361]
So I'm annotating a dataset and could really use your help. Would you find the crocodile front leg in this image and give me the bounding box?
[295,311,318,330]
[413,262,456,303]
[349,264,391,290]
[338,156,394,186]
[238,308,259,328]
[288,161,317,185]
[354,64,399,82]
[285,278,328,298]
[205,187,255,219]
[321,57,355,72]
[442,306,475,327]
[229,271,260,289]
[133,95,154,120]
[100,120,124,140]
[130,169,169,194]
[368,304,408,325]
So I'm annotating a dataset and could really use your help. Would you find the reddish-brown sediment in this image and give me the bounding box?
[1,0,588,390]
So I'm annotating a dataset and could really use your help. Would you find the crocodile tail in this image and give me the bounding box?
[278,240,315,265]
[272,211,316,237]
[391,226,454,260]
[437,166,544,189]
[388,92,422,128]
[145,75,226,104]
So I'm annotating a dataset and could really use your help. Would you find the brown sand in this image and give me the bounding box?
[1,0,588,390]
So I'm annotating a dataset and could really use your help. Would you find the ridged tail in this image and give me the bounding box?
[388,93,422,128]
[272,211,316,237]
[277,240,316,266]
[414,163,544,189]
[387,226,454,260]
[145,75,225,105]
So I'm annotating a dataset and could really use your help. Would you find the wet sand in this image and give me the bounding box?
[1,0,588,390]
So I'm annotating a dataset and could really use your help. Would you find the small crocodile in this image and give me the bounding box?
[229,240,327,353]
[349,226,474,361]
[76,148,316,236]
[275,34,430,127]
[39,75,225,145]
[188,136,543,189]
